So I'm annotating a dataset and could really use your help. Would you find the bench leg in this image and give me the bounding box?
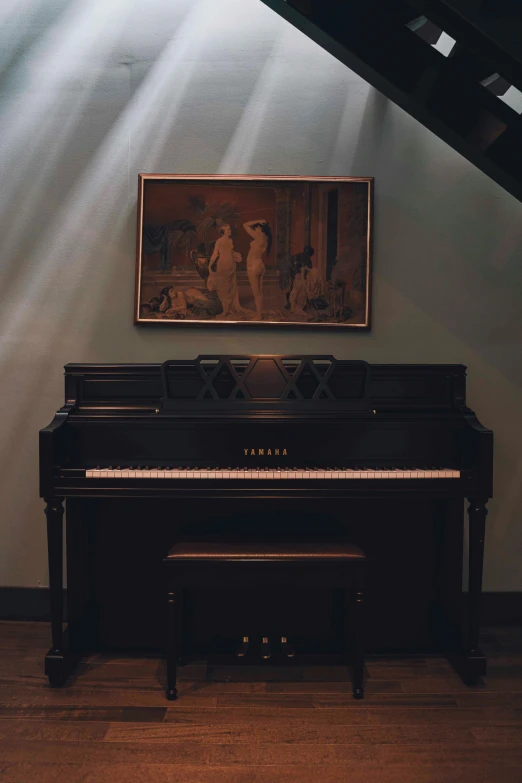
[351,577,365,700]
[166,590,178,700]
[177,589,185,666]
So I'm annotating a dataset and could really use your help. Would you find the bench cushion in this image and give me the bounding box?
[165,542,367,562]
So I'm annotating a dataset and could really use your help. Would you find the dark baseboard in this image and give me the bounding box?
[477,592,522,627]
[0,587,67,621]
[0,588,521,625]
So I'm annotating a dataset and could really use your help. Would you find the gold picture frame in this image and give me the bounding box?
[135,174,373,329]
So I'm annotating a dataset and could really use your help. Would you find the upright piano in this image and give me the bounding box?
[40,355,493,686]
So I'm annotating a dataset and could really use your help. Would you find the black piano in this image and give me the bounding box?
[40,355,493,686]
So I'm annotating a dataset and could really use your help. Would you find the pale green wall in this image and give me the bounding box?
[1,0,521,589]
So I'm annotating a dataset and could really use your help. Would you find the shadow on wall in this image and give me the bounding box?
[351,89,522,389]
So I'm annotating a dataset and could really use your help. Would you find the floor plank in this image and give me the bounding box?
[103,721,477,745]
[2,762,522,783]
[0,719,108,741]
[164,705,522,725]
[4,763,522,783]
[0,706,167,722]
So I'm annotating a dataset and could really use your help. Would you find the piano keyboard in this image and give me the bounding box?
[85,468,460,480]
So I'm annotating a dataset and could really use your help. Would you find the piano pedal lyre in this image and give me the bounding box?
[236,636,250,658]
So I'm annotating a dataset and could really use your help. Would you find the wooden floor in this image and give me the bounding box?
[1,623,522,782]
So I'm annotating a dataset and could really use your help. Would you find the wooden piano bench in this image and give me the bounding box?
[163,541,368,701]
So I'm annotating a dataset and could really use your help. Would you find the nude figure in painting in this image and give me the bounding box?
[207,224,243,317]
[243,219,272,319]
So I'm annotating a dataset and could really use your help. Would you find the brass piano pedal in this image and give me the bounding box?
[281,636,295,658]
[236,636,250,658]
[261,636,271,660]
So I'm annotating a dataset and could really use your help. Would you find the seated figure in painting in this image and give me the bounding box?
[184,287,223,319]
[206,224,243,317]
[142,286,223,320]
[288,260,327,318]
[281,245,314,310]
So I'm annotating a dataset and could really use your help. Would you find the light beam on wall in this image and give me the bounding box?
[0,0,135,271]
[218,31,285,173]
[0,0,223,359]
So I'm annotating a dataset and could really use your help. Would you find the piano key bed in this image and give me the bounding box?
[85,468,461,480]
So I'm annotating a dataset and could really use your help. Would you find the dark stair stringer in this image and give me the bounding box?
[260,0,522,203]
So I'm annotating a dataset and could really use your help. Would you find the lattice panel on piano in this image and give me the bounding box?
[162,356,369,402]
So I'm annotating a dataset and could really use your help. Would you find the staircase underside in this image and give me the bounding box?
[261,0,522,203]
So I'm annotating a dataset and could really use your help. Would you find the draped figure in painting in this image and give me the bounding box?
[207,224,243,317]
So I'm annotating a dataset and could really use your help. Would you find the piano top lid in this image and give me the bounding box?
[63,356,469,412]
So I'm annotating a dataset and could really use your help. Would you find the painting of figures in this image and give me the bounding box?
[135,175,373,328]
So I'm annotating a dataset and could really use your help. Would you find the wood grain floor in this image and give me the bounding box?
[0,622,521,782]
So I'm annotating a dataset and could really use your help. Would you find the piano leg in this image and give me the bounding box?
[166,590,178,700]
[450,497,488,685]
[44,497,75,687]
[464,497,488,685]
[351,582,365,700]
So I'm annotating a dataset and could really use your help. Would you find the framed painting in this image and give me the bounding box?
[135,174,373,329]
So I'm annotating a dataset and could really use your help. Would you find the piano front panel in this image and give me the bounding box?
[65,417,469,471]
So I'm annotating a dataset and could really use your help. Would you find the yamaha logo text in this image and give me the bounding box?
[244,448,288,456]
